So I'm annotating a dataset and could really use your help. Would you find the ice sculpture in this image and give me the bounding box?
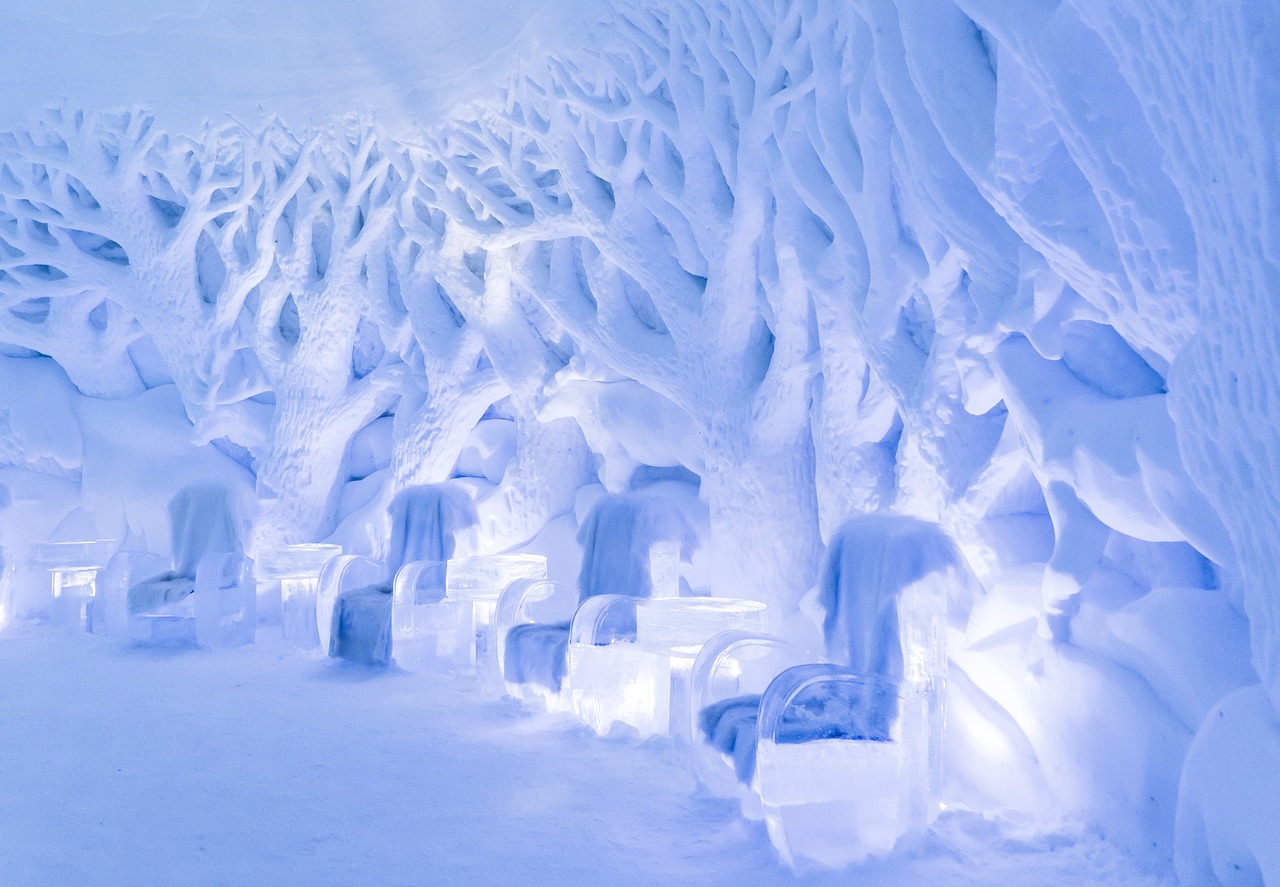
[98,485,255,647]
[0,0,1274,862]
[331,484,477,667]
[496,578,579,709]
[691,515,969,869]
[496,493,707,729]
[442,554,547,679]
[256,544,342,649]
[29,539,116,631]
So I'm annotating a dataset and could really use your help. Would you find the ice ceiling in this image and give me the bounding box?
[0,0,1277,883]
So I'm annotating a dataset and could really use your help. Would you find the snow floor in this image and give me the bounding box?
[0,627,1168,886]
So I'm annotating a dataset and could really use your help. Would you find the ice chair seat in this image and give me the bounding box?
[700,675,900,787]
[503,621,572,692]
[698,694,763,782]
[330,586,393,665]
[318,555,383,652]
[495,492,701,726]
[128,572,197,614]
[101,549,255,646]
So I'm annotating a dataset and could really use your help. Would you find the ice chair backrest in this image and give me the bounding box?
[386,483,478,580]
[818,515,962,686]
[168,484,243,578]
[576,493,695,603]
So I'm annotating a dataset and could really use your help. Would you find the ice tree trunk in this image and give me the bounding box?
[391,370,506,490]
[699,416,822,619]
[474,409,593,552]
[255,298,385,546]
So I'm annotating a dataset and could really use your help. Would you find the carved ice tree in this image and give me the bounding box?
[413,0,834,612]
[400,151,593,550]
[0,109,273,412]
[249,121,410,545]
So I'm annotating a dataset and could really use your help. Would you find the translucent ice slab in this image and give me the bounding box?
[257,543,342,649]
[636,598,768,657]
[567,594,669,737]
[756,667,929,869]
[444,555,548,677]
[30,539,116,572]
[648,540,680,599]
[31,539,116,631]
[256,543,343,580]
[193,553,256,648]
[445,554,548,602]
[392,560,462,671]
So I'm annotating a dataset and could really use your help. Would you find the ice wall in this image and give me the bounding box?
[1,0,1277,878]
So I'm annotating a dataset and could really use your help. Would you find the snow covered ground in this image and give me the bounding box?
[0,625,1165,887]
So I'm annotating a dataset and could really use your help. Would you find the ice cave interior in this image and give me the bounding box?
[1,0,1278,884]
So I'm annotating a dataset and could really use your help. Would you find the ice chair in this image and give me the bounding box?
[689,514,971,869]
[326,483,477,666]
[97,484,255,647]
[499,579,676,728]
[495,493,682,712]
[499,493,761,737]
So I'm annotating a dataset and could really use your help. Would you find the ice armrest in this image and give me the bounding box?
[318,555,382,652]
[755,666,931,869]
[689,631,810,795]
[96,550,170,637]
[393,560,446,607]
[495,578,577,676]
[194,552,256,648]
[569,594,640,647]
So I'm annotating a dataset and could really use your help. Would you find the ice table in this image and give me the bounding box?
[444,554,547,678]
[634,597,768,740]
[256,543,343,649]
[31,539,116,631]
